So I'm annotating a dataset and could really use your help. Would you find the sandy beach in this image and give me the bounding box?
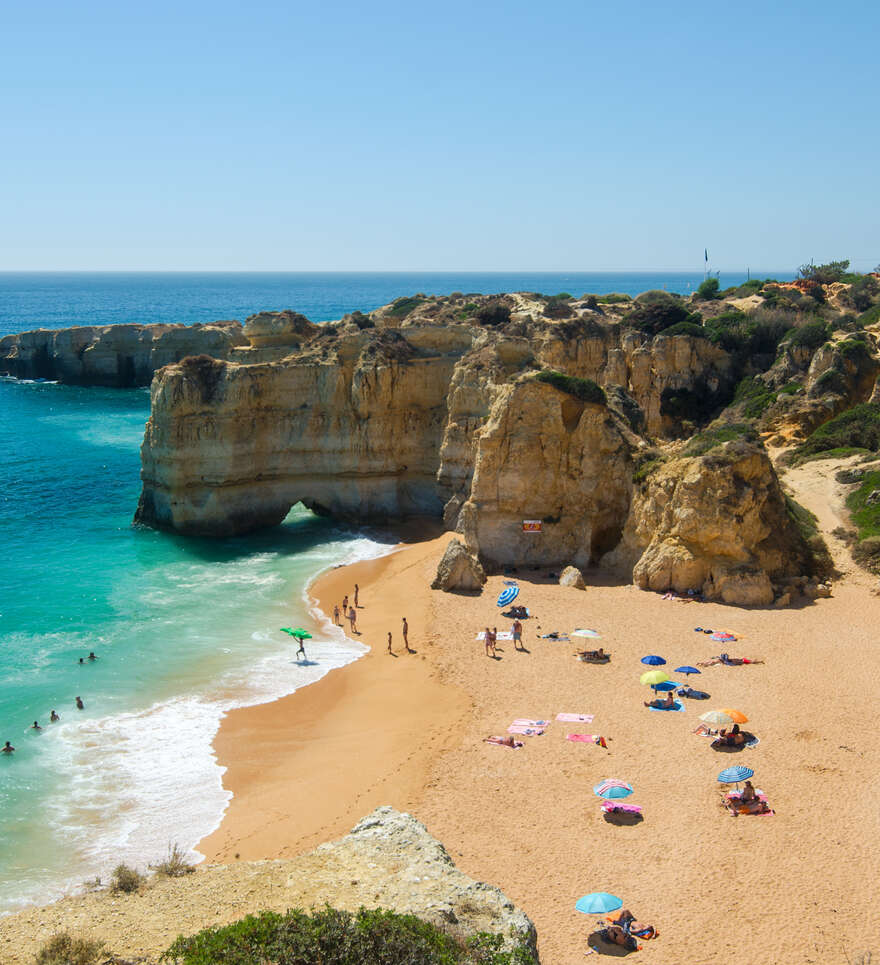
[197,488,880,964]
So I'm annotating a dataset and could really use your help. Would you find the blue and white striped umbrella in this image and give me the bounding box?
[718,766,754,784]
[497,585,519,607]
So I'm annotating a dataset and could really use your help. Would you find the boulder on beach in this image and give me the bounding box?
[431,539,486,592]
[558,565,586,589]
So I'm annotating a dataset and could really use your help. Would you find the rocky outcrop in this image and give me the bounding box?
[243,310,319,348]
[558,566,586,589]
[0,322,247,386]
[0,807,538,964]
[608,441,816,604]
[431,539,486,591]
[458,380,633,569]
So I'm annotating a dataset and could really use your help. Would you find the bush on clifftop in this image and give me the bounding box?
[623,290,700,336]
[795,404,880,461]
[535,370,607,404]
[161,906,538,965]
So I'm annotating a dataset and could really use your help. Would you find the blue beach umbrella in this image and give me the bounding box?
[640,654,666,666]
[576,892,623,915]
[497,585,519,607]
[593,779,634,800]
[718,766,754,785]
[652,680,679,692]
[676,666,701,677]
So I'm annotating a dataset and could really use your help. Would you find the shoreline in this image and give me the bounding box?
[197,529,470,862]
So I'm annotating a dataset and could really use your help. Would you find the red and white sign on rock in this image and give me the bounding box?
[522,519,542,533]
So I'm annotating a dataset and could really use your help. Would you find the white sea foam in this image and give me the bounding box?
[2,531,390,912]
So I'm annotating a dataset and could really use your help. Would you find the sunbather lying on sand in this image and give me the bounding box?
[677,685,709,699]
[712,724,746,747]
[698,653,764,667]
[613,909,658,940]
[574,647,608,661]
[644,692,674,709]
[483,735,522,748]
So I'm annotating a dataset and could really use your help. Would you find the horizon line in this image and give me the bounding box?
[0,267,797,275]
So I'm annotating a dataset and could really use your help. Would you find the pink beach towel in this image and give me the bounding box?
[507,724,545,735]
[601,801,642,815]
[484,736,523,749]
[565,733,602,744]
[511,718,550,727]
[556,713,595,723]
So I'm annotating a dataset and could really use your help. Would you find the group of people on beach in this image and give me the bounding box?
[2,655,95,754]
[330,584,413,656]
[483,619,524,658]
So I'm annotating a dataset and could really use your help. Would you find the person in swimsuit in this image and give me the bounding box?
[512,619,522,650]
[644,692,674,708]
[31,721,42,731]
[50,710,60,722]
[2,741,13,754]
[75,697,84,710]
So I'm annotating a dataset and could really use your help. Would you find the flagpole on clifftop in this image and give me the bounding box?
[704,248,709,281]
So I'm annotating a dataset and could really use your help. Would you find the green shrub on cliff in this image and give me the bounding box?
[35,932,104,965]
[162,906,537,965]
[388,296,426,319]
[732,376,778,419]
[795,404,880,461]
[658,321,705,338]
[785,319,830,351]
[623,290,700,336]
[592,292,631,305]
[845,470,880,572]
[683,423,758,457]
[694,278,720,301]
[534,370,606,404]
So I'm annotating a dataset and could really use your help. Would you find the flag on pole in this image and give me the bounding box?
[704,248,708,263]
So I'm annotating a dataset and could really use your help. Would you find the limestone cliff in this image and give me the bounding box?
[134,294,822,602]
[0,807,537,964]
[0,321,248,386]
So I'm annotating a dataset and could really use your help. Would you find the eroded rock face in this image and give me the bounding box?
[459,381,633,569]
[431,539,486,591]
[0,322,247,386]
[243,310,319,348]
[612,441,814,605]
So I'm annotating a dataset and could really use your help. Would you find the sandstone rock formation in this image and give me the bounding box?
[0,321,248,386]
[0,807,537,964]
[608,441,818,604]
[558,566,586,589]
[431,539,486,591]
[132,294,829,602]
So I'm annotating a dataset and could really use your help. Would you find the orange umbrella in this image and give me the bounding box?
[720,708,748,724]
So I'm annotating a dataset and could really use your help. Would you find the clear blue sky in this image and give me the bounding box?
[2,0,877,272]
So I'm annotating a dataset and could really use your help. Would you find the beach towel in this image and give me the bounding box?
[484,736,522,749]
[475,631,513,641]
[556,712,594,723]
[511,718,550,727]
[601,801,642,815]
[565,733,603,744]
[648,699,685,712]
[726,790,773,815]
[507,724,545,735]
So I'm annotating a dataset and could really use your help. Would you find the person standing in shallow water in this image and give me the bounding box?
[333,604,340,626]
[75,697,84,710]
[50,710,60,722]
[2,741,13,754]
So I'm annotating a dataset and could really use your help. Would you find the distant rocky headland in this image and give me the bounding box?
[7,266,880,605]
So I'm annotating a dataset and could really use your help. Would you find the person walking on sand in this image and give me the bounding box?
[484,627,494,658]
[2,741,13,754]
[333,604,340,626]
[512,618,522,651]
[348,606,358,634]
[387,631,393,654]
[354,584,359,608]
[402,617,411,652]
[296,637,307,660]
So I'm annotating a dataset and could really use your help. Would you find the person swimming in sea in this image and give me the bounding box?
[75,696,84,710]
[88,652,97,660]
[50,710,60,722]
[31,720,42,731]
[2,741,14,754]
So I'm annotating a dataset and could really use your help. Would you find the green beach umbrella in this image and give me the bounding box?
[281,627,312,640]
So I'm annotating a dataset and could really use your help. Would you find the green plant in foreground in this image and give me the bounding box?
[35,932,104,965]
[161,906,537,965]
[151,842,195,878]
[534,370,606,405]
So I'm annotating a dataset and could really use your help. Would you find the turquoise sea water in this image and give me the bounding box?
[0,271,791,914]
